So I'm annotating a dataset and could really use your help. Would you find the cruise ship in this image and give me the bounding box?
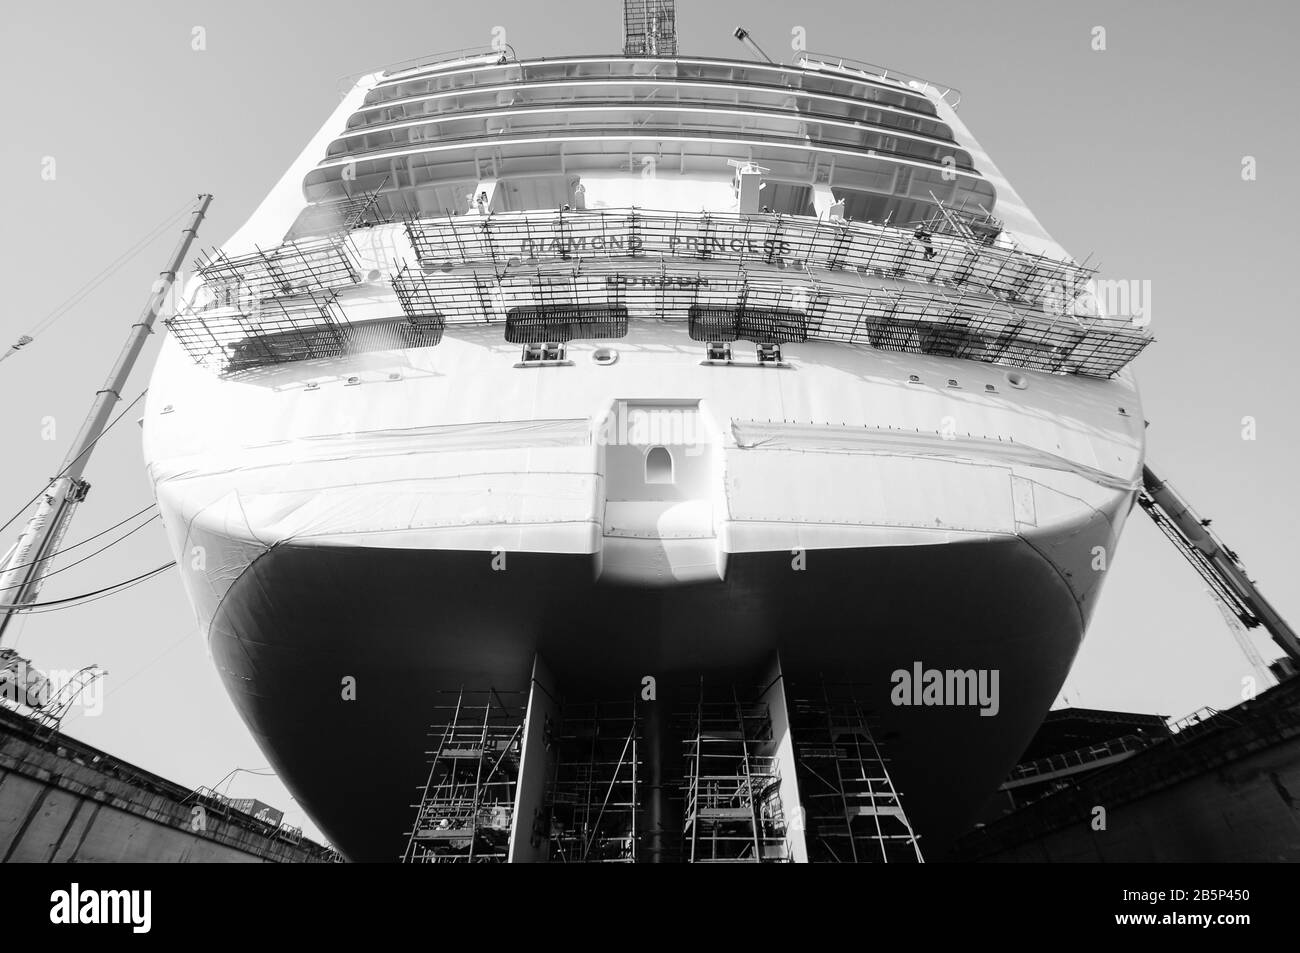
[144,3,1151,862]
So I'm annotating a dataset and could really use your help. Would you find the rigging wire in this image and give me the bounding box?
[0,502,157,577]
[17,566,174,616]
[0,562,175,611]
[0,513,161,593]
[0,389,149,537]
[56,627,192,729]
[15,197,199,346]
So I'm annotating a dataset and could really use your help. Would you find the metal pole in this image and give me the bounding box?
[0,195,212,643]
[1142,464,1300,663]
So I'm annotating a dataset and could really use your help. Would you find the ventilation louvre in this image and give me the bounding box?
[505,304,629,343]
[688,305,808,344]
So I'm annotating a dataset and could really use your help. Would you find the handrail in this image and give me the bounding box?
[789,51,962,109]
[324,116,972,170]
[378,44,519,79]
[336,49,962,109]
[336,45,518,97]
[1006,733,1151,783]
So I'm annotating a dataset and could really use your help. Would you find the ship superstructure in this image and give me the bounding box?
[144,10,1150,861]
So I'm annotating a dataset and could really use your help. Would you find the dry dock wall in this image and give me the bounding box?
[0,707,333,863]
[952,678,1300,863]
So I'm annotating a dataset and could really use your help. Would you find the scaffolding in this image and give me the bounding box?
[398,207,1146,378]
[623,0,677,57]
[916,196,1004,246]
[168,292,443,373]
[681,682,790,863]
[195,237,361,301]
[790,684,923,863]
[172,236,365,372]
[404,207,1095,309]
[544,701,641,862]
[170,238,440,372]
[401,689,525,863]
[171,207,1150,378]
[285,176,392,241]
[392,257,1147,377]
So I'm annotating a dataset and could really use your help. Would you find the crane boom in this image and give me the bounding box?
[1139,463,1300,663]
[0,194,212,644]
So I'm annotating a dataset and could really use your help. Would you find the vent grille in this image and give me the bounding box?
[504,304,629,343]
[688,306,808,343]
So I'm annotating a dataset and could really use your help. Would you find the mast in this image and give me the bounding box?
[0,194,212,644]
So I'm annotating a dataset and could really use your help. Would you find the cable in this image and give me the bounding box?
[22,198,199,342]
[0,513,161,593]
[0,502,157,577]
[0,389,149,537]
[179,767,281,805]
[0,562,175,611]
[19,568,172,616]
[60,623,192,725]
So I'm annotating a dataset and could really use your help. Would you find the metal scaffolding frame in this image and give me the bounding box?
[401,689,526,863]
[543,700,641,862]
[170,234,442,372]
[790,682,923,863]
[392,256,1147,377]
[168,292,349,372]
[195,236,361,300]
[681,681,790,863]
[404,207,1096,309]
[622,0,677,57]
[285,176,393,241]
[169,208,1148,378]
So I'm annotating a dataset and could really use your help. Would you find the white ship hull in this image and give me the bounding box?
[143,48,1147,860]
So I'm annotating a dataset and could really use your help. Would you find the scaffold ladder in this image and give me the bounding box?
[401,688,523,863]
[796,684,923,863]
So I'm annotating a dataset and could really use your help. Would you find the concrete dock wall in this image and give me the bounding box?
[0,707,334,863]
[953,678,1300,863]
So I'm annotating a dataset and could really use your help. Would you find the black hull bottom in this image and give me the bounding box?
[209,539,1083,861]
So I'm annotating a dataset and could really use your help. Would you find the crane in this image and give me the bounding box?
[1139,463,1300,674]
[0,195,211,652]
